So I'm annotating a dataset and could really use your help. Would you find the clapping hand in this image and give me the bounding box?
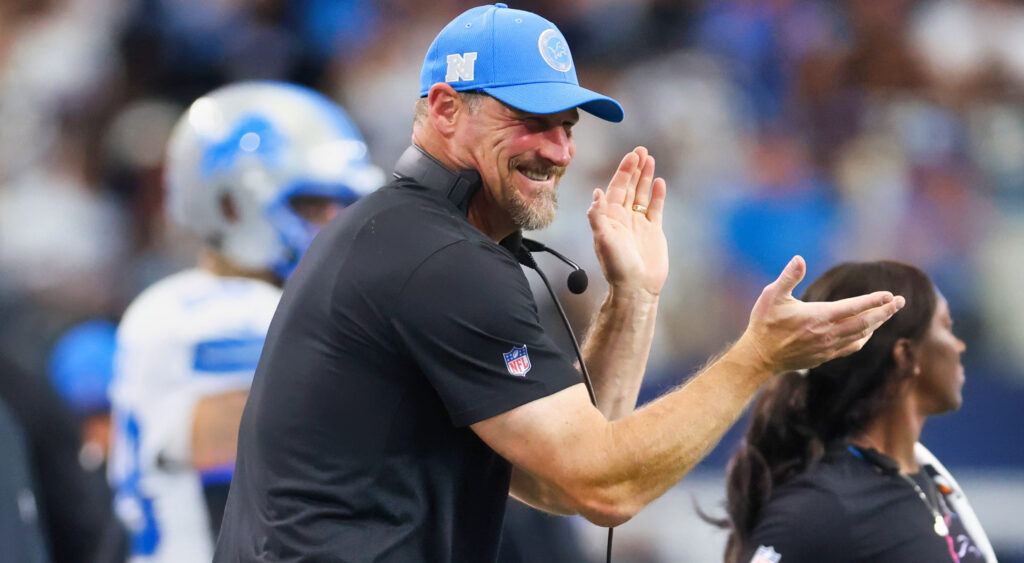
[586,147,669,298]
[739,256,907,374]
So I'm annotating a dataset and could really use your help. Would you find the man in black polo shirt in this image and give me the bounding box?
[215,4,906,562]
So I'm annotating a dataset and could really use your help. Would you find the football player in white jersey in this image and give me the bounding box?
[107,82,382,562]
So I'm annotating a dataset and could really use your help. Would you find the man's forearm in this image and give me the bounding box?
[192,389,248,470]
[555,339,771,525]
[509,467,577,516]
[606,340,767,498]
[504,284,659,516]
[580,287,659,420]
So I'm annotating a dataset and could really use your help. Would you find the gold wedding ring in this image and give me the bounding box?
[631,204,648,214]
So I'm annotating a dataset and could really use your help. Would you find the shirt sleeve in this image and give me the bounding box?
[739,482,853,563]
[393,240,583,427]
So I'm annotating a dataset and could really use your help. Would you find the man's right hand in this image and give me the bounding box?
[735,255,906,375]
[479,256,904,527]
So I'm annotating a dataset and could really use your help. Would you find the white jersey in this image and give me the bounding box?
[108,268,282,563]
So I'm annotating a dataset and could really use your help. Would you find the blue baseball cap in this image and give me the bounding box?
[419,3,624,123]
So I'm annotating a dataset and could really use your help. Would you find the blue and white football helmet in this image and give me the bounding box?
[165,81,383,279]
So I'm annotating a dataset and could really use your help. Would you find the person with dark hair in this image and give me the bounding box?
[719,261,996,563]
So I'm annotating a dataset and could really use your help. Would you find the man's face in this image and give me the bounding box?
[459,96,578,231]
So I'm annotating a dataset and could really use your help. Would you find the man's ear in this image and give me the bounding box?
[427,83,463,137]
[892,338,917,375]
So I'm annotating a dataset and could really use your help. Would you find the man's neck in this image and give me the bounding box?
[199,249,281,287]
[465,188,516,242]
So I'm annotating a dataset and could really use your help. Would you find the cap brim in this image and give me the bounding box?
[483,82,624,123]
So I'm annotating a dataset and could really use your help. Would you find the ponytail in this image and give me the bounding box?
[712,261,937,562]
[721,371,819,562]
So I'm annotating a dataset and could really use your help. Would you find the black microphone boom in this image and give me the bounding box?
[520,238,589,294]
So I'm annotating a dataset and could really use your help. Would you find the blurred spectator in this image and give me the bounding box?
[0,354,126,563]
[722,129,840,291]
[0,395,50,563]
[48,319,119,471]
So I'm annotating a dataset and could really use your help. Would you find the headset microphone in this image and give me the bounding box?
[520,238,589,294]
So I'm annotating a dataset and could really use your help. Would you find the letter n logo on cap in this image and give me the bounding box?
[445,52,478,83]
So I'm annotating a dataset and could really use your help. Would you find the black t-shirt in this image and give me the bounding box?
[215,149,582,562]
[740,446,989,563]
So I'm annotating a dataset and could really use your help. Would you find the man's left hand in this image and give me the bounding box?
[586,146,669,297]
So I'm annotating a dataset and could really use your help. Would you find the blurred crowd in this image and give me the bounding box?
[1,0,1023,561]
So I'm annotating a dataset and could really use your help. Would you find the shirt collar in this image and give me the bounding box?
[393,145,481,215]
[393,145,525,256]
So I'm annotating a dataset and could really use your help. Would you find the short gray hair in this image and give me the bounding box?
[413,91,488,125]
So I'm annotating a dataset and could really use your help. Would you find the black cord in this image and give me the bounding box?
[528,264,597,405]
[522,254,613,563]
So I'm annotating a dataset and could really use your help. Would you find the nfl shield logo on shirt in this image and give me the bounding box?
[503,345,532,377]
[750,545,781,563]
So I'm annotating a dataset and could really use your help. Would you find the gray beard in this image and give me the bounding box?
[505,183,558,231]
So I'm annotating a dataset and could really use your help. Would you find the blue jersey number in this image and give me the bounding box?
[112,412,161,555]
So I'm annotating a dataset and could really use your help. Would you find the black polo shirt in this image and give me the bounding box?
[215,146,582,562]
[740,445,988,563]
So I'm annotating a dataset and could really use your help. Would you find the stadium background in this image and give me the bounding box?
[1,0,1022,560]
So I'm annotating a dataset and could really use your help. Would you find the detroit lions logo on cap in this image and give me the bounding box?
[503,345,532,377]
[538,29,572,72]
